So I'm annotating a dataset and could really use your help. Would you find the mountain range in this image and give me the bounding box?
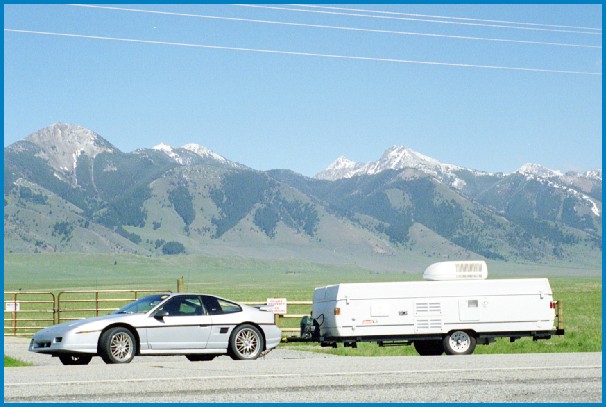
[4,123,602,270]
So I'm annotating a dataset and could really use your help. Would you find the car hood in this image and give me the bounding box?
[36,313,147,336]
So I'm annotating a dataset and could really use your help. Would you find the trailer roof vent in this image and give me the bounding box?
[423,261,487,281]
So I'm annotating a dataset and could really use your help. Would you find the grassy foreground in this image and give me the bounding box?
[4,253,602,355]
[4,355,31,367]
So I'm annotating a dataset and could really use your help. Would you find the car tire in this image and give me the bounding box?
[413,340,444,356]
[58,354,93,365]
[228,324,264,360]
[443,330,476,355]
[186,354,216,362]
[99,327,136,364]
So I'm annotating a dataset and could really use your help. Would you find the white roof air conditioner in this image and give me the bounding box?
[423,260,488,281]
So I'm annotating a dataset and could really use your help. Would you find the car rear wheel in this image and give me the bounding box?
[414,340,444,356]
[99,327,136,364]
[229,324,264,360]
[186,354,216,361]
[443,330,476,355]
[58,354,93,365]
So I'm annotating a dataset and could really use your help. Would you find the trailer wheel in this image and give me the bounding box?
[414,340,444,356]
[443,330,476,355]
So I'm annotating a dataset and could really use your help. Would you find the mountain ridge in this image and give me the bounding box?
[317,145,601,183]
[4,123,601,269]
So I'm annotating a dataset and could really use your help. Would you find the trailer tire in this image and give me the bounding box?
[443,330,476,355]
[414,340,444,356]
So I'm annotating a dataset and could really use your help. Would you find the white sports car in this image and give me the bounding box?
[29,293,282,365]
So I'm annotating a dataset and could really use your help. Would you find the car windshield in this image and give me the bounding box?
[113,294,170,315]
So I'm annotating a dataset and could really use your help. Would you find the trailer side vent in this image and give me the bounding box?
[415,302,441,315]
[415,318,443,332]
[423,260,488,281]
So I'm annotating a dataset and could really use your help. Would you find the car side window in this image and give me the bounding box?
[202,296,242,315]
[160,296,205,316]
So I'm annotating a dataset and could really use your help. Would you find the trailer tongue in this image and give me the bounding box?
[290,261,564,355]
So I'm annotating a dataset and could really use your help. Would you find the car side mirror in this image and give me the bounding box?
[154,310,169,320]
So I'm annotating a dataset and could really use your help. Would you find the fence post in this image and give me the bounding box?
[177,277,185,293]
[11,293,17,336]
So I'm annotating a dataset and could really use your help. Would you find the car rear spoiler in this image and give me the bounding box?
[253,305,274,312]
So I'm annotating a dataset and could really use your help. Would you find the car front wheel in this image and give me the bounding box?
[229,324,264,360]
[99,327,136,364]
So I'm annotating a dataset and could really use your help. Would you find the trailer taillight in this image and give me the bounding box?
[334,307,341,315]
[550,301,557,309]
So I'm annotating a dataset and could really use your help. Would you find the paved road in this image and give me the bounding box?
[4,337,602,403]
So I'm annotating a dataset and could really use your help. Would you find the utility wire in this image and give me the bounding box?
[235,4,602,36]
[67,4,601,49]
[4,28,601,76]
[290,4,602,33]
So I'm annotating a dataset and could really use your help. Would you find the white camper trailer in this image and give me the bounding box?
[307,261,564,355]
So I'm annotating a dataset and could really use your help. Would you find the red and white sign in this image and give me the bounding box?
[5,302,20,312]
[266,298,287,315]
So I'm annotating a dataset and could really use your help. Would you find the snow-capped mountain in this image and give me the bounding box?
[518,163,602,182]
[315,156,365,180]
[150,142,245,169]
[518,163,564,178]
[21,123,117,175]
[517,163,601,217]
[582,169,602,180]
[316,146,470,189]
[182,143,227,162]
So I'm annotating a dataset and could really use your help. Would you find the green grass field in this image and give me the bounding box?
[4,355,31,367]
[4,253,601,355]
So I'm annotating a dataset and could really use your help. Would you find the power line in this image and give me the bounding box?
[235,4,602,36]
[290,4,602,33]
[4,28,601,76]
[66,4,601,50]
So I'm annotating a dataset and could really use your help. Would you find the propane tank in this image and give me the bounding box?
[301,315,320,339]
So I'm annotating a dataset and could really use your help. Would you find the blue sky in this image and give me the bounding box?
[4,3,602,177]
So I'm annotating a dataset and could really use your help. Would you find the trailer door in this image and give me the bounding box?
[458,298,483,321]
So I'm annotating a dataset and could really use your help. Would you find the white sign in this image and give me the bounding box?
[266,298,287,315]
[5,302,20,312]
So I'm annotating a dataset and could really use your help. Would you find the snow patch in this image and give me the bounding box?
[182,143,227,162]
[316,145,466,188]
